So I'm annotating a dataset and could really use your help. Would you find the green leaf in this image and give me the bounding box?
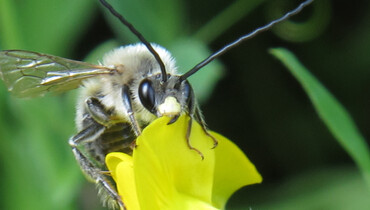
[0,1,95,209]
[0,0,96,55]
[270,47,370,189]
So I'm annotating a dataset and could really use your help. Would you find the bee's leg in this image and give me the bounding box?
[121,85,141,149]
[194,107,218,149]
[85,97,114,127]
[180,92,205,159]
[185,116,204,160]
[68,123,125,209]
[167,114,180,125]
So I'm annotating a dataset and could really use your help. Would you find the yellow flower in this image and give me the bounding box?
[106,115,262,210]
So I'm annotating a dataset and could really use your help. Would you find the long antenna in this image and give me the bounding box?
[99,0,168,82]
[180,0,314,81]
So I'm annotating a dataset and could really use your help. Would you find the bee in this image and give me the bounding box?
[0,0,313,209]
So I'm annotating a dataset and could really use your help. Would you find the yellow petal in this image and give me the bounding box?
[105,115,262,210]
[106,152,140,210]
[210,131,262,209]
[133,115,216,210]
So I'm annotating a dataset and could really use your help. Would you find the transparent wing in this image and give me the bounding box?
[0,50,115,98]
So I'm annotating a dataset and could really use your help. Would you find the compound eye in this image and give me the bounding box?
[139,79,156,113]
[182,80,193,109]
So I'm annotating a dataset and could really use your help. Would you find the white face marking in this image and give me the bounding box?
[157,96,181,117]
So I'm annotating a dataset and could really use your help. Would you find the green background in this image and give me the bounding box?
[0,0,369,209]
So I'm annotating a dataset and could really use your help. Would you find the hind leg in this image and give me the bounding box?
[73,97,127,209]
[69,123,125,209]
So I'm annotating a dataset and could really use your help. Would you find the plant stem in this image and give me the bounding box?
[194,0,266,44]
[0,0,23,48]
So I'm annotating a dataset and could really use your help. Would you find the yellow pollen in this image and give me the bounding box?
[157,96,181,116]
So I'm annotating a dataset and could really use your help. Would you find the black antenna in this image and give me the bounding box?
[180,0,314,81]
[99,0,168,82]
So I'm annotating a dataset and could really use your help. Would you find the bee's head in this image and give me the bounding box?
[101,0,314,120]
[138,74,193,118]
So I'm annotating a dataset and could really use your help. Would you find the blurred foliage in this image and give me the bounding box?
[0,0,370,210]
[270,47,370,188]
[266,0,332,42]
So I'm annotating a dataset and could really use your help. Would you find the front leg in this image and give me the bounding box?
[85,97,115,127]
[86,94,141,137]
[121,85,141,136]
[194,107,218,149]
[184,103,219,159]
[182,92,207,159]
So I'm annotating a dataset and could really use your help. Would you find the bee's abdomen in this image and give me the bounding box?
[100,123,135,154]
[84,121,136,165]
